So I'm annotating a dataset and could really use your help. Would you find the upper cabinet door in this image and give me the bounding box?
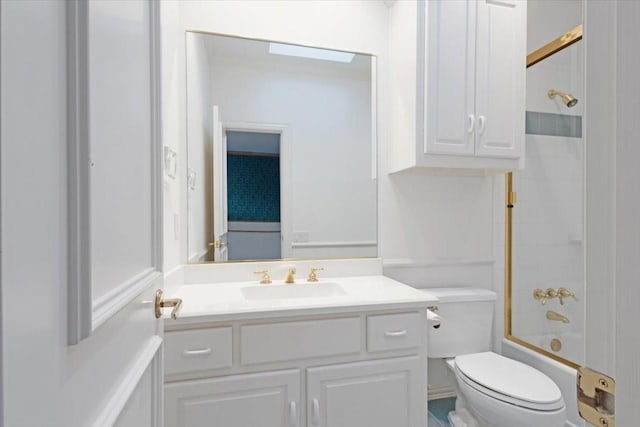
[474,0,526,159]
[425,0,477,156]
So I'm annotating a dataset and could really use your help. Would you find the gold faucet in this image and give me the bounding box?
[307,267,324,282]
[546,310,570,323]
[284,267,296,284]
[254,270,271,285]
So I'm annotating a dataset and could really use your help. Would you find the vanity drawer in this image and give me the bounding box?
[240,317,361,365]
[165,327,232,375]
[367,312,422,353]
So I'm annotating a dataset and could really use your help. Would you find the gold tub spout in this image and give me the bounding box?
[546,310,570,323]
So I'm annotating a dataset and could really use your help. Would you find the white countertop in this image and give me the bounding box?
[164,275,438,326]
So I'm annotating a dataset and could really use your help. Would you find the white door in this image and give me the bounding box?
[474,0,525,159]
[212,105,229,261]
[1,1,165,426]
[425,0,476,156]
[306,357,424,427]
[165,370,300,427]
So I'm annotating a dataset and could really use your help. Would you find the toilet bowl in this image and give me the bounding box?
[423,288,567,427]
[448,352,566,427]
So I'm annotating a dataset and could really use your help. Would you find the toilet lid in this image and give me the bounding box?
[455,352,564,411]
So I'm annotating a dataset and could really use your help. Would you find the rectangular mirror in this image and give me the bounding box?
[185,32,377,263]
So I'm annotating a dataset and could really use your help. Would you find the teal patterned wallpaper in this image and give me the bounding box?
[227,154,280,222]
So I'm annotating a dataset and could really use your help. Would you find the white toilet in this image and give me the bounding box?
[424,288,566,427]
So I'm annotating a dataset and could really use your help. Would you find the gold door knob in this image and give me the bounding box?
[154,289,182,319]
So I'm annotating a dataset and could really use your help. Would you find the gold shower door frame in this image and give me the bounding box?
[504,25,584,370]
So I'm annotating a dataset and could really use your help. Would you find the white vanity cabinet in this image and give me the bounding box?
[388,0,526,173]
[163,310,427,427]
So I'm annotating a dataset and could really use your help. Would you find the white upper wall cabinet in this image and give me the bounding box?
[388,0,526,173]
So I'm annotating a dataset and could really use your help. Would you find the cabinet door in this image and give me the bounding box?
[474,0,526,158]
[307,357,425,427]
[425,0,477,156]
[165,370,300,427]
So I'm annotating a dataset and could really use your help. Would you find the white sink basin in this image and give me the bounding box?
[241,282,347,300]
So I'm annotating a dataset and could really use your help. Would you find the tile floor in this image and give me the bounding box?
[427,397,456,427]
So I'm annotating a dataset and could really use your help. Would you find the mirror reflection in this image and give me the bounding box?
[186,32,376,263]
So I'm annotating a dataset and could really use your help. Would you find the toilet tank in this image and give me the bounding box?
[423,287,497,358]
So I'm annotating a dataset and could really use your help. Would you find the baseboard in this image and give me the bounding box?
[427,385,456,401]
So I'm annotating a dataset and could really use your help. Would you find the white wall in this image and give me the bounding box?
[186,32,213,262]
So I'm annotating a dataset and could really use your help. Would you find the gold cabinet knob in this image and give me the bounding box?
[154,289,182,319]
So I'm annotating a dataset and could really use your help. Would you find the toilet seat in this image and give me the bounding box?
[454,352,564,412]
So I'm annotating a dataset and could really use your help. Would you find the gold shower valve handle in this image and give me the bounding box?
[557,287,578,305]
[154,289,182,320]
[533,288,548,305]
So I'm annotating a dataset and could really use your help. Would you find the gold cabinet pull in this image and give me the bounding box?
[154,289,182,319]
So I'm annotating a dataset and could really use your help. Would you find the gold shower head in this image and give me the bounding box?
[548,89,578,108]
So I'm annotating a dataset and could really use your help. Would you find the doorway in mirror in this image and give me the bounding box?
[226,130,282,261]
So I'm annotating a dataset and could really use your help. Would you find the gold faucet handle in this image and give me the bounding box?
[546,288,558,299]
[557,287,577,305]
[307,267,324,282]
[254,270,271,284]
[533,288,548,305]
